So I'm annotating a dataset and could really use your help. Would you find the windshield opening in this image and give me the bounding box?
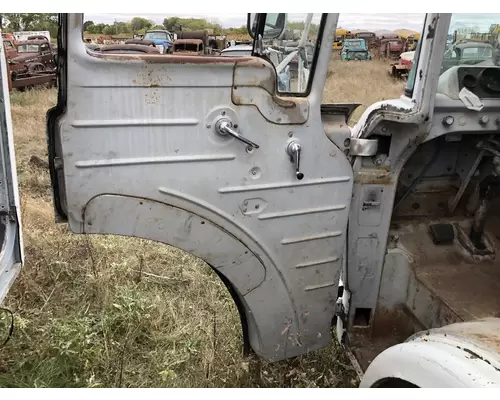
[346,40,362,47]
[144,32,170,41]
[17,44,40,53]
[406,13,500,98]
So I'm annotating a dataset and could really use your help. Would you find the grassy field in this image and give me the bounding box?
[0,59,404,388]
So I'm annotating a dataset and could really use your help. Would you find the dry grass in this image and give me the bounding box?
[324,59,405,123]
[0,59,402,388]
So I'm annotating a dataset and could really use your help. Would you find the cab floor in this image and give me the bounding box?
[398,216,500,321]
[350,211,500,372]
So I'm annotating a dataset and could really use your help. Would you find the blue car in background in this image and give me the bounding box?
[341,38,372,61]
[143,30,174,54]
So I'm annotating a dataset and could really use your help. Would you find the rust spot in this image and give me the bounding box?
[89,51,252,65]
[354,170,393,185]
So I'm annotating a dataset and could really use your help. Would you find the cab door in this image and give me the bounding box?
[0,38,24,303]
[47,13,353,362]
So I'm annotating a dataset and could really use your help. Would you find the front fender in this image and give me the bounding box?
[360,330,500,388]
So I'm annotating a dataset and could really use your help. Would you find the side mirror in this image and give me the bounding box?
[247,13,287,40]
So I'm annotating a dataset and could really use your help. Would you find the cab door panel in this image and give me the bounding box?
[50,13,351,361]
[0,40,24,303]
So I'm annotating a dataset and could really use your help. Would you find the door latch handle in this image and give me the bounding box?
[215,119,259,149]
[286,141,304,180]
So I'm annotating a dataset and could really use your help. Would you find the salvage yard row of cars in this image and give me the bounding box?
[3,25,500,91]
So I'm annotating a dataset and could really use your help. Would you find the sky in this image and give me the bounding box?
[84,13,427,31]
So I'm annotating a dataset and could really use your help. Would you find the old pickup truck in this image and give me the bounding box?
[9,38,57,75]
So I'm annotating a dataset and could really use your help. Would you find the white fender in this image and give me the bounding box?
[360,318,500,388]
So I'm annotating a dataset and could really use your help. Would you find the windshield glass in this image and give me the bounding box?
[406,13,500,96]
[346,40,362,47]
[4,41,13,50]
[144,32,169,41]
[17,44,39,53]
[441,14,500,74]
[175,43,201,52]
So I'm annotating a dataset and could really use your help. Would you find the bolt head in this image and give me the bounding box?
[480,115,490,125]
[442,116,454,126]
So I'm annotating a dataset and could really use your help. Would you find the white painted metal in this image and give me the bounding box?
[360,319,500,388]
[0,37,24,304]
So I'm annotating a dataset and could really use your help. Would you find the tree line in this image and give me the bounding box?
[0,13,320,38]
[0,13,250,37]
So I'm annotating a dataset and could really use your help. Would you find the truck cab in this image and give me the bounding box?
[11,39,57,72]
[341,39,372,61]
[143,30,174,54]
[2,13,500,387]
[442,40,496,73]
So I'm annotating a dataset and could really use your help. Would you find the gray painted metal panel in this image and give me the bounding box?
[51,14,352,361]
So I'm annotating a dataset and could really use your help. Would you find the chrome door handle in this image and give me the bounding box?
[215,118,259,149]
[286,140,304,180]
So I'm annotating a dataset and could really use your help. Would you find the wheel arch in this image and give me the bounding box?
[77,193,302,362]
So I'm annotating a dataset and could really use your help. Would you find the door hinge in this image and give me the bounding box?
[349,138,378,157]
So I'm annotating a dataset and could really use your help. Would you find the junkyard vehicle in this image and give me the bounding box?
[441,40,496,74]
[389,50,415,78]
[394,29,420,52]
[11,39,57,72]
[13,30,51,42]
[220,44,253,57]
[351,30,377,50]
[94,44,161,55]
[378,38,404,59]
[3,39,17,59]
[124,38,156,48]
[3,13,500,388]
[143,29,174,54]
[172,39,204,56]
[341,38,372,60]
[333,28,352,51]
[7,38,57,91]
